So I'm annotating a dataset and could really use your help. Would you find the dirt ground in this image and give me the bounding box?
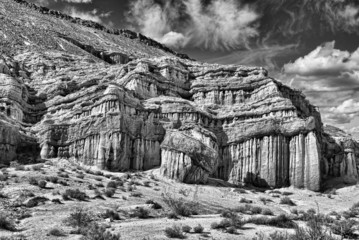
[0,159,358,240]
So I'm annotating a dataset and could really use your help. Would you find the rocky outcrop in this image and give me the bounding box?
[323,125,359,184]
[1,0,358,191]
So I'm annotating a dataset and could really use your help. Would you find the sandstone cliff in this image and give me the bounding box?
[1,0,358,191]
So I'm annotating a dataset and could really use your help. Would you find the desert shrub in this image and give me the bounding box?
[162,192,198,217]
[0,191,8,198]
[94,177,102,181]
[63,189,87,201]
[145,200,162,209]
[49,228,67,236]
[15,165,25,171]
[239,197,252,204]
[167,212,179,219]
[59,180,68,186]
[164,225,185,239]
[330,219,358,238]
[38,180,47,188]
[104,188,116,198]
[259,197,269,205]
[182,225,191,233]
[213,212,244,231]
[62,193,69,201]
[58,172,69,178]
[352,202,359,209]
[251,206,263,214]
[96,183,105,188]
[64,208,94,228]
[193,224,204,233]
[143,181,151,187]
[77,174,85,179]
[93,189,104,199]
[130,192,143,198]
[307,208,316,215]
[106,181,117,189]
[291,215,337,240]
[280,197,296,206]
[94,171,103,176]
[0,174,8,181]
[261,208,274,216]
[0,212,16,231]
[31,164,44,171]
[104,174,112,179]
[101,209,120,221]
[227,226,237,234]
[130,207,149,219]
[45,176,58,183]
[234,204,251,214]
[291,208,298,215]
[80,222,121,240]
[28,177,38,185]
[248,214,296,228]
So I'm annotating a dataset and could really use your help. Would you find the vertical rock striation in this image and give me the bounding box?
[1,0,359,191]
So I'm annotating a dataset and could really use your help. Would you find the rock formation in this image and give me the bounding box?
[1,0,358,191]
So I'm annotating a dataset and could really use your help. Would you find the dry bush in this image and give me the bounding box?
[63,189,88,201]
[0,212,16,231]
[247,214,296,228]
[80,222,121,240]
[164,225,185,239]
[280,197,296,206]
[162,192,198,217]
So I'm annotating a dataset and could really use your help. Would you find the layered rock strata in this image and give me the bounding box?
[2,0,358,191]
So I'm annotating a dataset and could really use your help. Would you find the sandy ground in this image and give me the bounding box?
[0,159,358,240]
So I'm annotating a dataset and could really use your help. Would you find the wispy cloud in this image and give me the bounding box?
[127,0,359,51]
[127,0,259,50]
[63,7,112,24]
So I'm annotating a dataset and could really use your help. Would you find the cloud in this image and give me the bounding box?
[63,7,112,24]
[283,41,359,126]
[284,41,359,77]
[127,0,259,50]
[127,0,359,51]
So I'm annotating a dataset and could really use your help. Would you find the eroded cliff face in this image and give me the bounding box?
[322,125,359,184]
[1,0,357,191]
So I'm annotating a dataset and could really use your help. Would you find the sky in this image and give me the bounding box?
[28,0,359,135]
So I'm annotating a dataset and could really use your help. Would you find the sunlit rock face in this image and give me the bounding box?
[2,0,358,191]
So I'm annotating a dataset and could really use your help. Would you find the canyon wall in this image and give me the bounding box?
[1,0,358,191]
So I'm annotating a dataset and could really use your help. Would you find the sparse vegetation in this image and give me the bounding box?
[0,212,16,231]
[164,225,185,239]
[182,225,191,233]
[247,214,296,228]
[38,180,47,188]
[63,189,88,201]
[49,228,67,237]
[104,188,116,198]
[280,197,296,206]
[130,207,150,219]
[193,224,204,233]
[80,222,121,240]
[64,207,94,228]
[162,192,198,217]
[146,199,162,209]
